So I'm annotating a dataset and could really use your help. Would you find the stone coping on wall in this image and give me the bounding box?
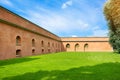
[61,37,109,42]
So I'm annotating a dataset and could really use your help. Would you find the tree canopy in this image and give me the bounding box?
[104,0,120,53]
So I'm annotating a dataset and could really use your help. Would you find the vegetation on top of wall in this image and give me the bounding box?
[104,0,120,53]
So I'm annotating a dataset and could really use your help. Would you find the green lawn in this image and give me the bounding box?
[0,52,120,80]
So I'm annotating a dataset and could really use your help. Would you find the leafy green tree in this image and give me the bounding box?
[104,0,120,53]
[109,31,117,52]
[108,25,120,53]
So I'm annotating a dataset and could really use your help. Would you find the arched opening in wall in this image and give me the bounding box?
[56,49,58,52]
[75,43,79,52]
[48,42,50,47]
[32,39,35,47]
[16,50,21,57]
[57,44,59,48]
[48,49,50,53]
[66,44,70,48]
[32,49,35,55]
[66,44,70,51]
[56,43,57,48]
[42,49,44,53]
[58,44,60,48]
[41,41,44,47]
[16,36,21,46]
[84,43,88,52]
[52,43,54,51]
[52,43,54,47]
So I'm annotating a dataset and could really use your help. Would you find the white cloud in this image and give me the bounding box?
[62,0,73,9]
[71,35,78,37]
[0,0,13,6]
[11,0,108,37]
[24,10,70,33]
[90,26,108,37]
[77,20,90,30]
[23,9,94,36]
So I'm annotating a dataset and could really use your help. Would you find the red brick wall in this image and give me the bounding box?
[61,37,113,52]
[0,6,113,60]
[0,22,62,60]
[0,7,60,41]
[0,7,62,60]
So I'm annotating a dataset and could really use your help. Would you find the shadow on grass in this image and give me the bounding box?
[0,57,40,66]
[3,62,120,80]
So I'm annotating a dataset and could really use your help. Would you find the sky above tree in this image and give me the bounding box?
[0,0,108,37]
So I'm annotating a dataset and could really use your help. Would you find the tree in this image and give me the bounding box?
[104,0,120,53]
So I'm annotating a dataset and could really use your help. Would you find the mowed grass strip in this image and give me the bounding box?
[0,52,120,80]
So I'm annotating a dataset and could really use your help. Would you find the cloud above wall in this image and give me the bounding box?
[0,0,108,37]
[62,0,73,9]
[0,0,13,6]
[91,26,108,37]
[71,35,78,37]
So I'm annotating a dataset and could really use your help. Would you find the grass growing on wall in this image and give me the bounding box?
[0,52,120,80]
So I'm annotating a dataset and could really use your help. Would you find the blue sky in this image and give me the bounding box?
[0,0,108,37]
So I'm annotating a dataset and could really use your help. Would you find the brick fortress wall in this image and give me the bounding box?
[61,37,113,52]
[0,6,113,60]
[0,6,63,60]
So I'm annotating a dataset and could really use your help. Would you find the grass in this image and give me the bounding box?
[0,52,120,80]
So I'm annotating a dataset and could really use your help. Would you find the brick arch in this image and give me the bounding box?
[41,40,44,47]
[66,43,70,51]
[84,43,88,52]
[16,49,21,57]
[16,36,21,46]
[48,42,50,47]
[66,43,70,48]
[32,49,35,55]
[32,39,35,47]
[75,43,79,52]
